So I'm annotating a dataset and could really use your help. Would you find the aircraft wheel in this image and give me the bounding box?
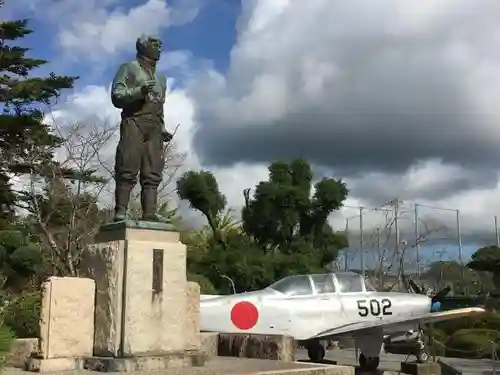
[307,341,326,362]
[359,353,380,371]
[416,349,429,363]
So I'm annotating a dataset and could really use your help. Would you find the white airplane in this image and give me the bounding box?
[200,271,485,371]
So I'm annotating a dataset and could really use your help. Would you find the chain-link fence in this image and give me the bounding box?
[329,199,500,294]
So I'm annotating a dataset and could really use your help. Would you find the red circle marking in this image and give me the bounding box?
[231,301,259,330]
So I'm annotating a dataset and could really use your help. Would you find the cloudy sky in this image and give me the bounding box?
[6,0,500,252]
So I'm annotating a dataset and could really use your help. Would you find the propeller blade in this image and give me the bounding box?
[431,286,451,303]
[408,279,423,295]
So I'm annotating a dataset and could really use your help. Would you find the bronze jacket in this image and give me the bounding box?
[110,60,167,122]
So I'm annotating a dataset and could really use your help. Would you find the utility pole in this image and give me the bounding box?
[414,203,421,278]
[360,207,365,277]
[495,216,499,247]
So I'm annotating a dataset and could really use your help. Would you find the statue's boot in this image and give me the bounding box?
[141,186,160,222]
[114,185,132,222]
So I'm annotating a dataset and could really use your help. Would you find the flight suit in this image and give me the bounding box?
[111,59,167,221]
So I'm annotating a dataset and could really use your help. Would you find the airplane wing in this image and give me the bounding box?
[310,307,485,339]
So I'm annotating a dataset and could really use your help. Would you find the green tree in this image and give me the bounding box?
[0,18,78,218]
[177,171,227,246]
[424,261,488,295]
[467,245,500,272]
[0,226,45,292]
[467,245,500,297]
[242,159,348,270]
[177,159,349,292]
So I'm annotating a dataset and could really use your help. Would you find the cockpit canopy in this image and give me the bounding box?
[267,272,378,297]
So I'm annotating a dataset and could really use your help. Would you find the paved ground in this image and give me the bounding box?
[4,349,497,374]
[296,348,411,371]
[439,357,498,375]
[3,357,337,375]
[296,348,499,374]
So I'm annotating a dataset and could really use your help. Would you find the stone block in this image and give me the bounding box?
[184,282,201,350]
[26,357,83,372]
[6,338,37,368]
[401,361,442,375]
[38,277,95,359]
[201,332,218,358]
[218,333,295,361]
[81,220,187,357]
[437,359,460,375]
[82,350,207,372]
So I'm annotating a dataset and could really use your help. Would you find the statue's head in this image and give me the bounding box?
[136,35,162,61]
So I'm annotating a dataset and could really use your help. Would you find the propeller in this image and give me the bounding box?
[408,279,451,310]
[430,286,451,304]
[408,279,423,294]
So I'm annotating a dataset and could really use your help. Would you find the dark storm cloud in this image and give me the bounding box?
[188,0,500,201]
[195,112,499,176]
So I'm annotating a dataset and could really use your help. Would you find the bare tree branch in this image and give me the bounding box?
[363,201,448,291]
[18,119,114,276]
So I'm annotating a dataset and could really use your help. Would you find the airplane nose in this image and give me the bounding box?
[430,301,441,312]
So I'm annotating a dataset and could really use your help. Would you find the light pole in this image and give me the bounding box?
[456,209,463,267]
[360,206,364,277]
[342,205,392,276]
[221,274,236,294]
[495,216,499,247]
[344,218,350,271]
[414,203,421,278]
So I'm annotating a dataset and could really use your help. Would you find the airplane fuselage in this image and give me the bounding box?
[200,272,484,370]
[200,288,432,340]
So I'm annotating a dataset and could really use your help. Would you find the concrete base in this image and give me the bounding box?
[82,350,207,372]
[6,338,38,368]
[400,361,441,375]
[218,333,295,361]
[26,357,83,372]
[201,332,218,358]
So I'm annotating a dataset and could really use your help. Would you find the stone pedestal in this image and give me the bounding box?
[82,220,188,357]
[80,220,206,371]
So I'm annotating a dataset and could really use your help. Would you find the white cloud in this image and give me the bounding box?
[29,0,500,242]
[45,0,200,62]
[46,77,500,239]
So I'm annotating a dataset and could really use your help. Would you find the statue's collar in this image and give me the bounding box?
[137,55,156,77]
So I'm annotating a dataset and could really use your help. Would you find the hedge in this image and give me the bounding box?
[3,292,41,338]
[446,329,500,359]
[0,326,13,371]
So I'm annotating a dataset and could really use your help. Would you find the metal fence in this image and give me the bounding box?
[330,199,500,280]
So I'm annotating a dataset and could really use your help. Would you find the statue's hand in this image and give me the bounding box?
[162,130,173,142]
[140,80,156,96]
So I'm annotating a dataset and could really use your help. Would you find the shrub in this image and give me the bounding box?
[187,273,217,294]
[0,325,14,370]
[424,326,447,356]
[435,312,500,336]
[3,292,41,338]
[446,329,500,359]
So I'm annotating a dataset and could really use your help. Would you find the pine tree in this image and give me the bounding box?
[0,17,78,220]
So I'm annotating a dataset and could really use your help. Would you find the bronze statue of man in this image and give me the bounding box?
[110,35,172,222]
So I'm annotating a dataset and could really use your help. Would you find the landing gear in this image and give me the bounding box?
[416,349,429,363]
[359,353,380,371]
[306,340,326,362]
[415,331,429,363]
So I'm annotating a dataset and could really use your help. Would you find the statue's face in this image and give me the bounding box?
[137,37,162,61]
